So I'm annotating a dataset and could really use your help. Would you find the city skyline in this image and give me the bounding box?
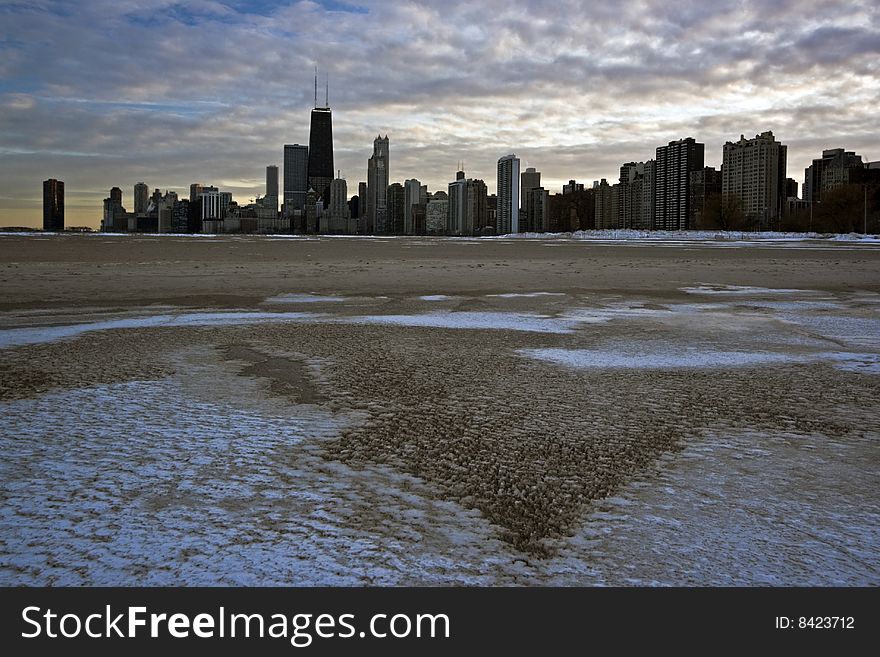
[1,0,878,228]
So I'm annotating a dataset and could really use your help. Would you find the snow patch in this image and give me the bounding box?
[520,347,804,369]
[263,293,347,304]
[339,311,580,333]
[0,312,324,349]
[681,284,810,295]
[486,292,567,298]
[520,347,880,373]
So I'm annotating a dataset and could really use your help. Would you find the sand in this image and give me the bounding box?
[1,233,878,585]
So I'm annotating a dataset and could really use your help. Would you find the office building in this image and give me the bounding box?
[367,135,389,233]
[283,144,309,215]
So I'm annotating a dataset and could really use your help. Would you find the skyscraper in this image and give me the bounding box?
[42,179,64,231]
[595,179,614,229]
[448,174,467,235]
[367,135,389,233]
[655,137,704,231]
[388,183,405,234]
[404,178,422,235]
[283,144,309,215]
[326,175,350,234]
[189,183,203,203]
[308,76,334,204]
[525,186,549,232]
[497,154,520,234]
[134,182,149,215]
[618,162,658,229]
[448,171,487,236]
[265,165,279,214]
[722,131,787,228]
[520,167,541,233]
[426,191,449,235]
[689,166,722,229]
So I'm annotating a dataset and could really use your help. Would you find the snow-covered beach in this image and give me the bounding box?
[1,233,878,585]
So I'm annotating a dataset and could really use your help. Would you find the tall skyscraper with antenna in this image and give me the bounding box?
[308,69,334,205]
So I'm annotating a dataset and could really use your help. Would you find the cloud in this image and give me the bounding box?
[0,0,878,227]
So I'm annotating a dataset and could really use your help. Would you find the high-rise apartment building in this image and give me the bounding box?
[595,179,614,229]
[466,178,488,234]
[803,148,865,204]
[283,144,309,215]
[655,137,705,231]
[618,162,648,229]
[367,135,389,233]
[525,186,549,232]
[689,166,722,228]
[497,154,520,234]
[722,131,787,227]
[42,179,64,231]
[641,160,656,230]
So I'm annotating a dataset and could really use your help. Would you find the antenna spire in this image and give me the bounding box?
[325,73,329,108]
[314,66,317,108]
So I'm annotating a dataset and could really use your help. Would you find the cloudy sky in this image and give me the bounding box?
[1,0,878,227]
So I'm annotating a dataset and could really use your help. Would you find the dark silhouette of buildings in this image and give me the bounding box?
[265,165,278,213]
[43,178,64,231]
[307,78,334,205]
[387,182,405,234]
[133,182,149,215]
